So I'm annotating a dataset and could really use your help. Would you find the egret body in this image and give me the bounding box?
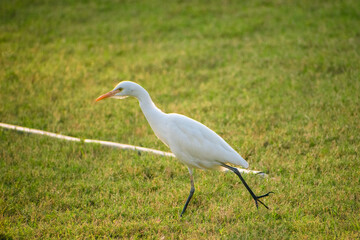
[96,81,273,216]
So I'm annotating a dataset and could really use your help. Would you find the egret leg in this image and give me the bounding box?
[180,167,195,217]
[222,164,273,209]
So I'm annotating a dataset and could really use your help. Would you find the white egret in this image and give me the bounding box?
[96,81,273,216]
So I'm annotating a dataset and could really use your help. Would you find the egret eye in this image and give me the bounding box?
[117,87,123,92]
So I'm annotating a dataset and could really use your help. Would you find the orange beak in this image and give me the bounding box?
[95,89,120,102]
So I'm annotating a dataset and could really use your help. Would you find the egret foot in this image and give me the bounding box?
[222,164,273,210]
[253,191,274,209]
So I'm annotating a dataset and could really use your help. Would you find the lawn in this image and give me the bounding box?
[1,0,359,239]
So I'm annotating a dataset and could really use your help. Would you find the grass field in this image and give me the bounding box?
[1,0,360,239]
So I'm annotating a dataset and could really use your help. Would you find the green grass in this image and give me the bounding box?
[1,0,360,238]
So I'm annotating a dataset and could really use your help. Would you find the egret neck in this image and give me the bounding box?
[135,86,169,146]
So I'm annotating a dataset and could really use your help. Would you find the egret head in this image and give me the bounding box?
[95,81,142,102]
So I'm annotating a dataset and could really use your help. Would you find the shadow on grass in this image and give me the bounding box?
[0,234,13,240]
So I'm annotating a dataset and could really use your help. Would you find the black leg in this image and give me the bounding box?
[222,164,273,209]
[180,168,195,217]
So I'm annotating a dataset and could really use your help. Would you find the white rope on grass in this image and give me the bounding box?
[0,122,266,176]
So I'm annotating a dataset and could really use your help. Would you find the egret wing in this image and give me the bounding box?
[167,114,249,169]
